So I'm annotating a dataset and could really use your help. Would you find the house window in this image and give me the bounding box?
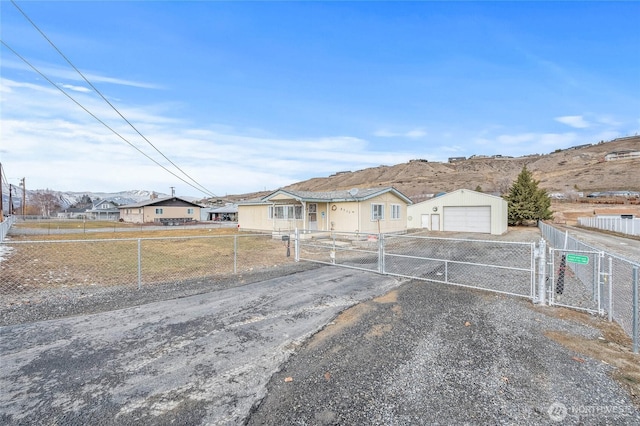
[269,205,303,220]
[391,204,401,220]
[155,208,163,215]
[187,208,194,214]
[371,203,384,221]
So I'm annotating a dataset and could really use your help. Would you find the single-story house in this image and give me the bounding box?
[407,189,508,235]
[201,204,238,221]
[604,150,640,161]
[56,207,88,219]
[85,199,120,221]
[237,187,412,234]
[118,197,202,224]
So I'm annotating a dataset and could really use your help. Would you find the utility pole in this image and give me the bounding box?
[20,177,25,216]
[170,186,175,197]
[8,184,14,215]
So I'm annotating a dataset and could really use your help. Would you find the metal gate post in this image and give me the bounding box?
[294,228,300,262]
[137,238,142,290]
[633,266,638,354]
[607,256,613,321]
[548,247,555,306]
[233,235,237,274]
[537,239,546,305]
[378,233,385,274]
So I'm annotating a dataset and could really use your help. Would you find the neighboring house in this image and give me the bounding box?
[201,204,238,221]
[85,200,120,221]
[407,189,508,235]
[604,150,640,161]
[118,197,202,224]
[237,187,412,234]
[57,207,88,219]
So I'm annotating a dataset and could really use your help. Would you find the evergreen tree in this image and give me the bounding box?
[506,166,553,225]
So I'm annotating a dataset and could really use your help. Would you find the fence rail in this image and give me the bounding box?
[578,216,640,236]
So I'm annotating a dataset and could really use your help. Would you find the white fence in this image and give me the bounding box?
[578,216,640,236]
[0,215,17,243]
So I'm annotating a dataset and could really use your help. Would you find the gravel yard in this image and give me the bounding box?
[248,281,640,425]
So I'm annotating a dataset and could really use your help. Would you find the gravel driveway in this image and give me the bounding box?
[248,280,640,425]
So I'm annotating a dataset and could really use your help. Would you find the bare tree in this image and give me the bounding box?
[31,190,62,217]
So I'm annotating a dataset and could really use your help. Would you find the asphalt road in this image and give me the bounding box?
[0,267,401,425]
[556,225,640,263]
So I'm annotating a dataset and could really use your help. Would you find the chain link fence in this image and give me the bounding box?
[539,221,639,352]
[0,234,292,308]
[295,230,536,299]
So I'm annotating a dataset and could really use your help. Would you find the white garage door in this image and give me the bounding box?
[443,206,491,233]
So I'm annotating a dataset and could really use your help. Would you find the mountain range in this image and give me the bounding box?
[1,189,169,211]
[235,136,640,202]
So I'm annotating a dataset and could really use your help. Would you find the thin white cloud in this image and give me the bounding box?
[555,115,590,129]
[373,128,427,139]
[60,83,91,93]
[2,58,162,90]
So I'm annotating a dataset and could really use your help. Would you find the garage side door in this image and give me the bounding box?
[443,206,491,233]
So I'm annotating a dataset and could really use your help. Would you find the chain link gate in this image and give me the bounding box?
[547,247,607,314]
[295,230,537,301]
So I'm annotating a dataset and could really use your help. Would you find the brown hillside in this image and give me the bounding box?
[229,137,639,201]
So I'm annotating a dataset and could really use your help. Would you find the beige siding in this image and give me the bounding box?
[356,192,408,234]
[327,201,360,232]
[238,204,271,231]
[120,208,144,223]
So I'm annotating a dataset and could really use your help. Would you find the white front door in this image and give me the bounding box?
[421,214,430,229]
[308,203,318,230]
[431,214,440,231]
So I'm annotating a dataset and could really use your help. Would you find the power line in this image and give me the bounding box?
[0,40,216,197]
[7,0,217,198]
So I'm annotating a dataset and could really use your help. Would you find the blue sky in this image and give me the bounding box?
[1,1,639,198]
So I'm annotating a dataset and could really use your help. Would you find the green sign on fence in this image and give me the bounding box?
[566,254,589,265]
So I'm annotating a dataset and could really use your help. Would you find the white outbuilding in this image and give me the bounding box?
[407,189,508,235]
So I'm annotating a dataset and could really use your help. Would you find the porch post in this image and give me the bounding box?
[301,201,306,232]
